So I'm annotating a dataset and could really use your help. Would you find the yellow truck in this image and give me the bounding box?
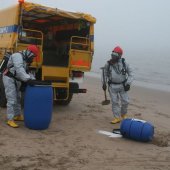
[0,0,96,107]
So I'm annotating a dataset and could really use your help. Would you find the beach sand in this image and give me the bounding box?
[0,76,170,170]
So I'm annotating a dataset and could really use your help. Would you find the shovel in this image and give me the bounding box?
[102,90,110,105]
[100,66,110,105]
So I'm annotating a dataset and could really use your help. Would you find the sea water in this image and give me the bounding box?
[86,53,170,92]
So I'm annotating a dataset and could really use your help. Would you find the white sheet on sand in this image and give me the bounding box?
[98,130,122,138]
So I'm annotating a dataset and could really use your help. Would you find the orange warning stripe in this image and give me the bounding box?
[71,59,90,67]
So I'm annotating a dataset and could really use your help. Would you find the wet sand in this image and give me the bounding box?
[0,76,170,170]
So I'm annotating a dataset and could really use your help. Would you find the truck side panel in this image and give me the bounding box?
[0,5,19,49]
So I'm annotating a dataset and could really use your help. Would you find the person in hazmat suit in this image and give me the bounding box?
[3,45,39,128]
[102,46,134,124]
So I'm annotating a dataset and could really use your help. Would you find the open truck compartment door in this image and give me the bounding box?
[69,36,92,71]
[17,28,43,68]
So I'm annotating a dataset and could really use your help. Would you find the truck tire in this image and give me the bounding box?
[0,75,7,107]
[56,82,79,105]
[56,93,73,105]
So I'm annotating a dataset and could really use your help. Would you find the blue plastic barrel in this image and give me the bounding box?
[24,85,53,130]
[120,118,154,142]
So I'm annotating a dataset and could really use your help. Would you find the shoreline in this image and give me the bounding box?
[85,72,170,93]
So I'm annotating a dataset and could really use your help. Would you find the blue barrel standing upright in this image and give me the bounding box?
[24,84,53,130]
[120,118,154,142]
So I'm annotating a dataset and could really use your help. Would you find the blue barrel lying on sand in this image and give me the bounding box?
[120,118,154,142]
[24,82,53,130]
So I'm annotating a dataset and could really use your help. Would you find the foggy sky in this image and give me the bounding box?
[1,0,170,71]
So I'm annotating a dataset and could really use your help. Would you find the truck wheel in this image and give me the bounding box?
[0,75,7,107]
[56,93,73,105]
[55,83,78,105]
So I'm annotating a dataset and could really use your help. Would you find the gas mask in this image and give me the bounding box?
[111,52,121,63]
[25,50,36,64]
